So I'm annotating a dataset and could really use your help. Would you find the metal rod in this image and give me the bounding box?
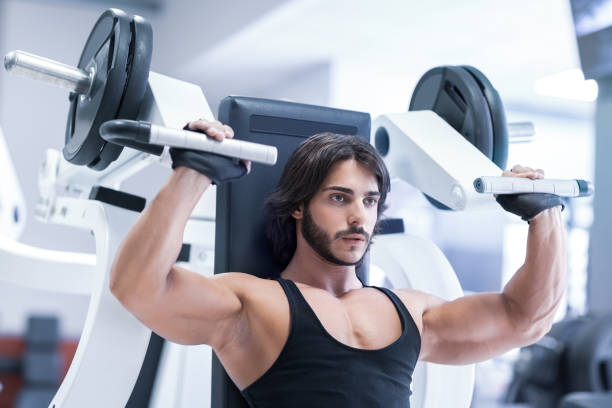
[507,121,535,143]
[4,50,93,95]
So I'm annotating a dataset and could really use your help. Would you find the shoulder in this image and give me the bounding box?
[392,287,447,310]
[390,288,448,334]
[210,272,287,309]
[217,272,288,309]
[211,272,277,292]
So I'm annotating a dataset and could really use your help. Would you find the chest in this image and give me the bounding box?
[299,287,404,350]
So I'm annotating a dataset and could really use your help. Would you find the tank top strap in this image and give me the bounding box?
[369,285,421,344]
[276,278,320,333]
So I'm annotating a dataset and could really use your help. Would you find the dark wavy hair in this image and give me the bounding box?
[264,132,390,272]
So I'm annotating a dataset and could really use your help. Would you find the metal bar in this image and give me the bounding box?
[4,50,93,95]
[507,121,535,143]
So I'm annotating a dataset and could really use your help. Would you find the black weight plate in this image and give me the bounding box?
[63,9,131,169]
[90,14,153,170]
[117,16,152,120]
[566,314,612,393]
[462,65,508,170]
[409,65,493,210]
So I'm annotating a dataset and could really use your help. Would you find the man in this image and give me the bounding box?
[110,119,566,407]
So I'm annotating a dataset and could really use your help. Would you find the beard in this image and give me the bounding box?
[301,205,372,267]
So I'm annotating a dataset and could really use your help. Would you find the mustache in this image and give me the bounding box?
[334,226,370,241]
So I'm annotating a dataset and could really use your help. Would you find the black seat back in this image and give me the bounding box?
[212,96,371,408]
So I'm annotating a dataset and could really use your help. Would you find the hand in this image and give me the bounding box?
[170,119,251,184]
[186,119,252,174]
[495,164,565,222]
[501,164,544,184]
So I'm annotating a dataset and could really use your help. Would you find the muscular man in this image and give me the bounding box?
[110,119,566,407]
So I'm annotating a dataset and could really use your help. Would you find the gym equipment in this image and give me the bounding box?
[409,66,507,170]
[474,176,594,197]
[5,9,152,170]
[374,65,592,211]
[5,18,276,171]
[505,313,612,408]
[0,124,95,295]
[99,119,278,165]
[3,8,218,408]
[0,126,26,240]
[0,316,62,408]
[559,392,612,408]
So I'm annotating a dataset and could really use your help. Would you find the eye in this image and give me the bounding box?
[364,197,378,207]
[330,194,345,203]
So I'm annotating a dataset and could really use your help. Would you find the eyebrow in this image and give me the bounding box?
[322,186,380,197]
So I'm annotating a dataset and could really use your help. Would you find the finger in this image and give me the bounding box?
[535,168,545,178]
[514,172,541,180]
[204,126,224,141]
[501,170,514,177]
[512,164,536,174]
[187,120,208,131]
[188,118,215,129]
[204,123,225,141]
[186,119,225,141]
[188,120,219,137]
[223,125,234,139]
[241,160,252,174]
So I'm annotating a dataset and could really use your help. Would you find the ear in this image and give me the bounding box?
[291,204,304,220]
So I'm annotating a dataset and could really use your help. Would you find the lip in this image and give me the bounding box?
[342,235,366,242]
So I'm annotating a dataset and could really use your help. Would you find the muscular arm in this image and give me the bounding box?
[417,206,566,364]
[110,120,252,349]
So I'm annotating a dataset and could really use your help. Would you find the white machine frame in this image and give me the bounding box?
[0,125,27,240]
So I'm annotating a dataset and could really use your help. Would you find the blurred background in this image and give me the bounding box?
[0,0,609,407]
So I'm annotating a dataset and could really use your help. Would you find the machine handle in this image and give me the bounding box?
[507,121,535,143]
[474,176,593,197]
[100,120,278,166]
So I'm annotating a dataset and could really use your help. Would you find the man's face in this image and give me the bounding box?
[295,159,380,266]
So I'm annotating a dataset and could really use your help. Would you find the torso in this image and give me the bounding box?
[215,276,426,391]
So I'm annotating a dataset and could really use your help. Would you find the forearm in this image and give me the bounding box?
[502,206,566,337]
[110,167,212,297]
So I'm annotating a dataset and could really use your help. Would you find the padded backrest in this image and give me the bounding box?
[212,96,371,408]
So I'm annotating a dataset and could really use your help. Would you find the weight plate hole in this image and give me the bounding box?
[374,127,390,157]
[599,361,610,390]
[444,81,467,112]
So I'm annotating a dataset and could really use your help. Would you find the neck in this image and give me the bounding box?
[280,240,364,297]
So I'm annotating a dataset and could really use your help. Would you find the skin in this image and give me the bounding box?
[110,120,566,390]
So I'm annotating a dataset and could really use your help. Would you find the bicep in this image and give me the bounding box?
[419,292,526,364]
[120,267,248,348]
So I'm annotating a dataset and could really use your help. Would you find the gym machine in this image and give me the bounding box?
[504,312,612,408]
[0,316,63,408]
[2,9,225,407]
[1,7,594,408]
[0,125,26,240]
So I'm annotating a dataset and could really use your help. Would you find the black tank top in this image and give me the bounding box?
[240,278,421,408]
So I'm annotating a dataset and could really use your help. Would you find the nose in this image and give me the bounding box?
[347,200,367,227]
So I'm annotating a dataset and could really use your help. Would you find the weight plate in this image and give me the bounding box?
[117,16,152,121]
[566,314,612,393]
[462,65,508,170]
[63,9,131,169]
[89,14,153,170]
[409,65,494,210]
